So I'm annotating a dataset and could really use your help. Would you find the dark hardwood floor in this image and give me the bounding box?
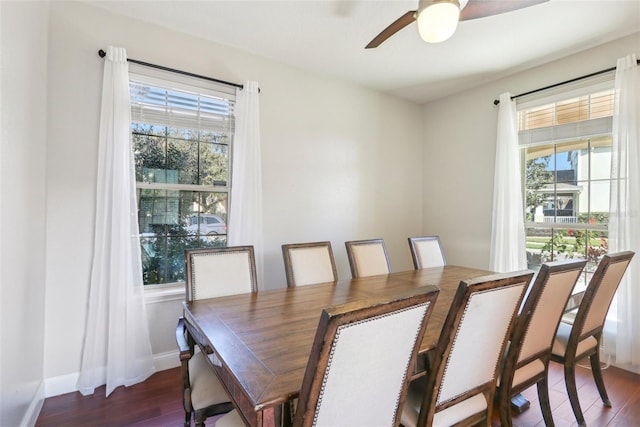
[36,362,640,426]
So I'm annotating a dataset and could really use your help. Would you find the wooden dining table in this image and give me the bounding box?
[183,265,492,427]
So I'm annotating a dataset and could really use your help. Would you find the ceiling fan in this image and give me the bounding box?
[365,0,549,48]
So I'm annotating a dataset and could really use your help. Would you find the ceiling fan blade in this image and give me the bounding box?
[365,10,417,49]
[459,0,548,21]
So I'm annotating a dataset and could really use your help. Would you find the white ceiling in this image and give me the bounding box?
[89,0,640,104]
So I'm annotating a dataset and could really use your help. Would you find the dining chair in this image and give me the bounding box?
[177,245,258,427]
[176,318,233,427]
[407,236,446,269]
[401,270,533,427]
[282,241,338,287]
[550,251,634,427]
[184,245,258,300]
[496,259,586,427]
[216,286,440,427]
[345,238,391,278]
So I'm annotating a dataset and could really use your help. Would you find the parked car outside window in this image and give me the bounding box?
[186,214,227,235]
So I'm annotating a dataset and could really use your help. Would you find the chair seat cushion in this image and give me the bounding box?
[432,393,487,427]
[401,381,487,427]
[215,409,244,427]
[513,358,545,388]
[189,351,230,410]
[552,322,598,359]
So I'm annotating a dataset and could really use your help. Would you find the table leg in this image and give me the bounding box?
[261,405,282,427]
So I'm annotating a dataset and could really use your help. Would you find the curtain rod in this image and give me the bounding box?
[492,59,640,106]
[98,49,245,90]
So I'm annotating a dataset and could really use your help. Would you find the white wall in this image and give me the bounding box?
[36,0,640,402]
[0,1,49,425]
[43,1,424,390]
[420,32,640,270]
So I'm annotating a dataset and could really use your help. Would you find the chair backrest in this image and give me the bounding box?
[293,287,440,427]
[418,271,533,427]
[282,241,338,287]
[503,260,586,383]
[184,246,258,301]
[345,238,391,278]
[408,236,446,269]
[569,251,634,344]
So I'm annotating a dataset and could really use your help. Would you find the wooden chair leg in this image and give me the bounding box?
[537,376,555,427]
[183,388,193,427]
[590,351,612,407]
[498,404,513,427]
[497,386,512,427]
[194,413,206,427]
[564,363,586,427]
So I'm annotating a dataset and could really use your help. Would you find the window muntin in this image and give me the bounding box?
[521,88,613,289]
[131,76,234,286]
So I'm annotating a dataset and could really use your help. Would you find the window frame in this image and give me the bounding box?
[518,78,615,290]
[129,64,236,287]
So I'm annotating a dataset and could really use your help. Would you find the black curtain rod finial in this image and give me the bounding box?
[98,49,106,58]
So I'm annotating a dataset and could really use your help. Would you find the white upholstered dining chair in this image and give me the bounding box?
[408,236,446,269]
[496,259,586,427]
[401,270,533,427]
[345,238,391,278]
[177,245,258,427]
[184,245,258,300]
[282,241,338,287]
[216,286,440,427]
[550,251,634,427]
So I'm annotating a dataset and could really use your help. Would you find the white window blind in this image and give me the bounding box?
[130,82,234,133]
[517,82,614,147]
[519,116,612,147]
[129,64,235,134]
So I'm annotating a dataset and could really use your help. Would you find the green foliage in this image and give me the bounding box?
[570,229,585,254]
[528,228,608,267]
[132,123,229,186]
[525,158,553,215]
[133,123,230,285]
[577,212,609,227]
[541,230,569,258]
[141,224,226,285]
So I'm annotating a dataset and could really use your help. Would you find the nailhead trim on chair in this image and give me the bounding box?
[191,251,253,300]
[313,303,429,427]
[438,284,521,406]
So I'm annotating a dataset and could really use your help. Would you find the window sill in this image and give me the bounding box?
[144,282,185,304]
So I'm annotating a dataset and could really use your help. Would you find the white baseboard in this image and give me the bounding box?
[22,381,45,427]
[44,371,79,398]
[152,350,181,371]
[44,350,180,398]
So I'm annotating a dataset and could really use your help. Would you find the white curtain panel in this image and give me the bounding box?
[490,93,527,273]
[608,54,640,372]
[77,46,154,396]
[229,81,264,286]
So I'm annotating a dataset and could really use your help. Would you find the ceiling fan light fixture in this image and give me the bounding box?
[417,0,460,43]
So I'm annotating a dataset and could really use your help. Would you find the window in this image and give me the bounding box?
[129,69,235,285]
[520,84,614,289]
